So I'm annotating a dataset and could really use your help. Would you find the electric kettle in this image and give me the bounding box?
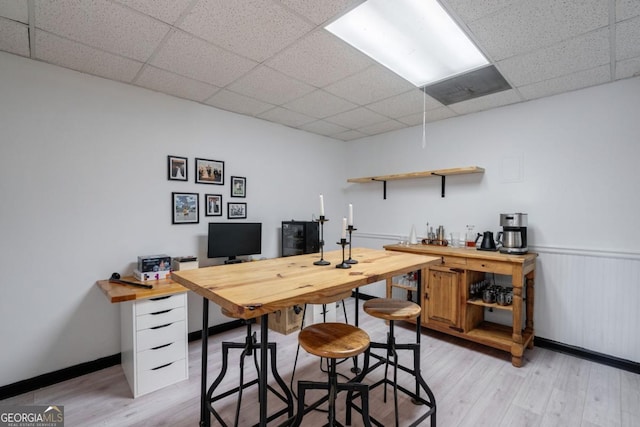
[478,231,497,251]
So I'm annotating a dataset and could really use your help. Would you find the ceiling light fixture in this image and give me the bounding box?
[326,0,489,87]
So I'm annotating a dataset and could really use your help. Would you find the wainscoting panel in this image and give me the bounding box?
[355,232,640,364]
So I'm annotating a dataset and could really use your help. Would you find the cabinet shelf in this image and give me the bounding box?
[390,283,418,291]
[467,298,513,312]
[347,166,484,198]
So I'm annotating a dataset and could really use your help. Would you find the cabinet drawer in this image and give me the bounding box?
[137,358,187,396]
[439,256,467,268]
[465,259,512,275]
[136,293,186,315]
[137,321,185,351]
[136,306,185,330]
[137,339,186,369]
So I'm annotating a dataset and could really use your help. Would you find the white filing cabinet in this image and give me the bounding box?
[120,292,188,397]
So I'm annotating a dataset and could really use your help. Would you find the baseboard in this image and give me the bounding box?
[535,337,639,374]
[0,320,244,401]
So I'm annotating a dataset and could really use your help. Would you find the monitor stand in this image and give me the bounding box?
[224,257,242,265]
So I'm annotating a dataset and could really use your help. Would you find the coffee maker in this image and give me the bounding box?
[498,213,528,254]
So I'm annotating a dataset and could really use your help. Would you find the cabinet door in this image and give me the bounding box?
[426,268,460,329]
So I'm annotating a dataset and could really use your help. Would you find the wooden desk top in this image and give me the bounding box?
[96,277,188,303]
[171,247,439,320]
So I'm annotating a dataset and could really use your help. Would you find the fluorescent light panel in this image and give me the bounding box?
[326,0,488,87]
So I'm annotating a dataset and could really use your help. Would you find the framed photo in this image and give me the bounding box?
[195,158,224,185]
[230,176,246,198]
[172,192,199,224]
[167,155,188,181]
[205,194,223,216]
[227,202,247,219]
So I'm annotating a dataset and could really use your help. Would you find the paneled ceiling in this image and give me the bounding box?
[1,0,639,141]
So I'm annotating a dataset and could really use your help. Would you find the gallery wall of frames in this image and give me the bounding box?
[167,155,247,224]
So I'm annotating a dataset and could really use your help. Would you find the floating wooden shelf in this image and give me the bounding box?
[347,166,484,198]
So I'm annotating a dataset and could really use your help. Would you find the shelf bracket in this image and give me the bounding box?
[372,178,387,199]
[432,173,446,197]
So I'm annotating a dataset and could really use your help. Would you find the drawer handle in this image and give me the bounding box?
[151,362,173,371]
[151,342,173,351]
[151,309,172,316]
[150,323,172,330]
[150,296,171,301]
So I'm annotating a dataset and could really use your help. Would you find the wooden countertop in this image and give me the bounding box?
[384,243,537,264]
[96,276,188,303]
[171,247,439,320]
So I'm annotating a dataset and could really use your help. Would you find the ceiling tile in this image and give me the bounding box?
[616,57,640,79]
[367,89,443,119]
[227,65,315,105]
[113,0,195,24]
[468,0,609,60]
[135,65,219,102]
[279,0,364,25]
[616,16,640,61]
[442,0,520,22]
[35,30,143,83]
[358,119,406,136]
[448,89,521,115]
[518,65,611,100]
[333,129,367,141]
[205,89,274,116]
[299,119,350,137]
[257,106,316,128]
[0,17,29,57]
[282,89,357,119]
[616,0,640,21]
[35,0,170,62]
[266,29,373,87]
[325,65,415,105]
[178,0,313,62]
[398,107,457,126]
[0,0,29,23]
[151,30,257,87]
[498,28,611,86]
[325,107,388,129]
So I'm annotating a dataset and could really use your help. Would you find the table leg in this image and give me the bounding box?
[260,313,268,427]
[200,297,210,427]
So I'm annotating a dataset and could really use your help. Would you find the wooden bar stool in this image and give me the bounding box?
[205,307,293,427]
[348,298,436,427]
[292,322,372,427]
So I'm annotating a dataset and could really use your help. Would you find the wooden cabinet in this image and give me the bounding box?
[385,244,537,367]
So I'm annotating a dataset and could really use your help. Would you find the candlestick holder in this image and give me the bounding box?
[335,238,351,269]
[314,216,330,266]
[346,225,358,264]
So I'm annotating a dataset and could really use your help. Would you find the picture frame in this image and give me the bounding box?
[205,194,223,217]
[230,176,246,198]
[195,158,224,185]
[172,192,199,224]
[227,202,247,219]
[167,155,188,181]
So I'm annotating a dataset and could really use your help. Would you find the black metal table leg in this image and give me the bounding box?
[260,313,268,427]
[201,297,210,427]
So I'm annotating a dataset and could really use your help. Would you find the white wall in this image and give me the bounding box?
[345,77,640,363]
[0,52,349,386]
[1,50,638,388]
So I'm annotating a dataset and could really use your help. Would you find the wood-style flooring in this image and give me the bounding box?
[2,298,638,426]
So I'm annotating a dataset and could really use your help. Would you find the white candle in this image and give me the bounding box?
[348,204,353,226]
[341,217,347,239]
[319,194,325,216]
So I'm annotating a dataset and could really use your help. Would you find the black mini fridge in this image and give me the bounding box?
[281,220,320,257]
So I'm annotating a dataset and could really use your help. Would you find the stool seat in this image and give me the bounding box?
[363,298,421,321]
[299,322,370,359]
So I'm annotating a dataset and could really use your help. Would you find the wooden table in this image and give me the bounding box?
[171,247,439,427]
